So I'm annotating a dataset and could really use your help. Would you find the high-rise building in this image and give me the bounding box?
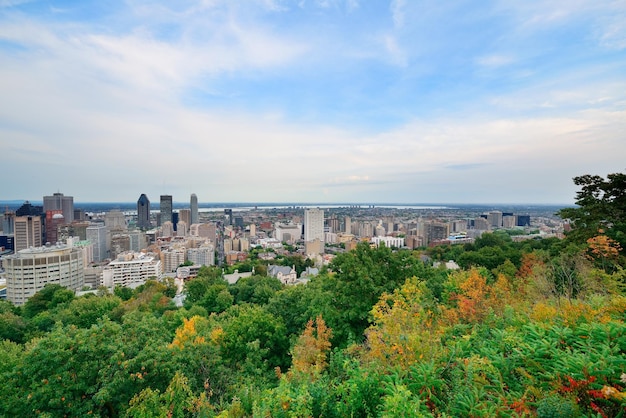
[5,244,84,305]
[14,216,42,251]
[43,192,74,223]
[16,201,43,217]
[179,209,191,226]
[190,193,198,225]
[2,210,15,235]
[87,224,108,262]
[162,248,186,273]
[44,210,64,244]
[304,208,325,245]
[224,209,233,226]
[105,210,127,231]
[159,195,173,226]
[137,194,151,229]
[424,221,449,245]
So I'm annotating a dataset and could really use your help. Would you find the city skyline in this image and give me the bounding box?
[1,1,625,204]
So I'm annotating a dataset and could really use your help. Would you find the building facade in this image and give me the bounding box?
[159,195,173,226]
[14,215,42,251]
[304,208,324,245]
[137,194,151,229]
[190,193,198,225]
[186,244,215,266]
[4,244,84,305]
[43,192,74,223]
[102,252,161,289]
[87,224,108,262]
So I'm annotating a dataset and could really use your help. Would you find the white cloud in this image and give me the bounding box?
[390,0,406,28]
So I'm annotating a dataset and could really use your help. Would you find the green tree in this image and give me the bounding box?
[22,284,74,318]
[559,172,626,253]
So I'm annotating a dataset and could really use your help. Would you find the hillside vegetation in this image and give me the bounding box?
[1,172,625,417]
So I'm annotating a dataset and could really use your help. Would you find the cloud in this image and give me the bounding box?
[1,0,625,204]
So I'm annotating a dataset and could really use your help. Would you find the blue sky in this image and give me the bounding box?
[1,0,625,204]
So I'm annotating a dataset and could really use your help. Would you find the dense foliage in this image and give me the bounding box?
[1,173,625,416]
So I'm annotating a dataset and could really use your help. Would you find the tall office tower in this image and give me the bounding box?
[304,208,325,244]
[137,194,151,229]
[159,195,173,226]
[190,193,198,225]
[345,216,351,234]
[2,210,15,235]
[5,244,84,306]
[14,216,42,251]
[172,212,179,232]
[179,209,191,226]
[45,210,64,244]
[105,210,127,231]
[87,224,108,262]
[43,192,74,223]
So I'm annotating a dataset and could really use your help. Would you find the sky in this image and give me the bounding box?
[1,0,625,204]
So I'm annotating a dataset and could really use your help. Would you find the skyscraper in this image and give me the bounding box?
[137,194,151,229]
[45,210,64,244]
[304,208,325,244]
[179,209,191,226]
[190,193,198,225]
[43,192,74,223]
[87,224,108,262]
[14,216,42,251]
[160,195,173,226]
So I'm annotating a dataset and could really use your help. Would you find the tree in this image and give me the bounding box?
[559,172,626,253]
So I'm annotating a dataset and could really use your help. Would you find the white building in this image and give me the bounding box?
[4,244,84,305]
[268,265,297,285]
[304,208,324,246]
[371,236,405,248]
[162,248,186,273]
[274,223,302,244]
[187,244,215,266]
[102,252,161,289]
[105,210,127,231]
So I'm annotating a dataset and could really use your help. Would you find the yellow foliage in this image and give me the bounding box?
[365,277,442,368]
[170,316,208,349]
[209,327,224,345]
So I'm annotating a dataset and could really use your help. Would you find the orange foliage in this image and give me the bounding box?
[290,316,332,377]
[587,235,622,261]
[517,252,543,279]
[457,269,489,323]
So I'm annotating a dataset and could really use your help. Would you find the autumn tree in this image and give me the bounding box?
[559,172,626,254]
